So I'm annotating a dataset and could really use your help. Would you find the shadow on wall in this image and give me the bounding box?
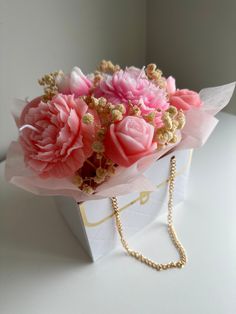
[0,0,146,159]
[146,0,236,115]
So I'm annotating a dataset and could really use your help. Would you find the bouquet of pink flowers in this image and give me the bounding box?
[6,60,235,202]
[5,60,235,268]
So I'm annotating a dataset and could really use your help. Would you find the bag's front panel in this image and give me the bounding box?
[79,149,192,260]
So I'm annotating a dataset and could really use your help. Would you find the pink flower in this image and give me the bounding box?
[104,116,156,167]
[166,76,176,94]
[95,67,169,116]
[19,94,97,178]
[166,76,202,110]
[56,67,92,97]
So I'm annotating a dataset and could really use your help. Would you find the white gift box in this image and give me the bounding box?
[54,149,192,261]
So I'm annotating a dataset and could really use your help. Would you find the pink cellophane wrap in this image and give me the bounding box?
[5,82,235,202]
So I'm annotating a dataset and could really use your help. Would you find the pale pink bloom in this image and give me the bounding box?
[104,116,156,167]
[170,89,203,110]
[166,76,176,94]
[95,67,169,118]
[56,67,92,97]
[19,94,97,178]
[166,76,202,110]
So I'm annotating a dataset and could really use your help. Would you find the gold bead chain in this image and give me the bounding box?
[110,156,187,271]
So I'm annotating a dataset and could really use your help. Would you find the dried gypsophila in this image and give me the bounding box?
[97,60,121,74]
[146,63,166,89]
[73,154,116,194]
[155,107,186,147]
[92,60,121,89]
[38,71,60,101]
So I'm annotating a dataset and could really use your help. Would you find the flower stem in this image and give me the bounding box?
[85,159,96,169]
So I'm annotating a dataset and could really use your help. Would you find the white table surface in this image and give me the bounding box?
[0,112,236,314]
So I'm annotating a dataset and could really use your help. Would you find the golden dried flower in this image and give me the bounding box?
[105,159,113,166]
[38,71,59,101]
[176,110,186,129]
[145,64,165,88]
[97,128,106,140]
[162,112,173,130]
[132,105,141,116]
[90,96,99,108]
[107,165,116,175]
[157,77,167,89]
[96,153,103,160]
[92,141,105,153]
[98,97,107,107]
[82,113,94,124]
[145,112,156,123]
[111,109,123,121]
[146,63,157,74]
[116,104,126,114]
[172,120,179,131]
[170,134,178,143]
[107,103,115,111]
[82,185,94,194]
[156,130,174,144]
[96,167,107,178]
[93,73,103,86]
[151,71,162,81]
[98,60,120,74]
[93,176,106,184]
[167,106,178,117]
[73,175,83,188]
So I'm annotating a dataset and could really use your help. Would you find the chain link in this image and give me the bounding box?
[110,156,187,271]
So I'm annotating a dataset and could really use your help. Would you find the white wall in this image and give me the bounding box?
[147,0,236,114]
[0,0,146,160]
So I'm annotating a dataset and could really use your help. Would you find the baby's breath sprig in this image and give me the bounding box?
[86,96,126,126]
[82,113,94,124]
[38,71,60,101]
[73,153,116,194]
[144,112,156,125]
[155,107,186,147]
[127,101,141,117]
[93,71,103,87]
[146,63,166,88]
[98,60,121,74]
[92,141,105,153]
[111,109,123,122]
[72,93,119,194]
[82,184,94,194]
[73,174,83,188]
[92,60,121,89]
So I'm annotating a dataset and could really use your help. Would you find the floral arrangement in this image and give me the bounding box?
[6,60,235,201]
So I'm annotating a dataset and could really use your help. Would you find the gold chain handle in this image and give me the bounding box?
[110,156,187,271]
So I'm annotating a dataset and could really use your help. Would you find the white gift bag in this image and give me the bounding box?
[54,149,192,261]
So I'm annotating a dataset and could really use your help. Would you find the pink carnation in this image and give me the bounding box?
[56,67,92,97]
[95,67,169,120]
[19,94,97,178]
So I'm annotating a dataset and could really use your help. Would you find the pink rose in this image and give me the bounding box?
[19,94,97,178]
[104,116,156,167]
[95,67,169,118]
[56,67,92,97]
[166,76,202,110]
[170,89,202,110]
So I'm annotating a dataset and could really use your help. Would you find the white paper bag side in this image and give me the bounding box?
[56,149,192,261]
